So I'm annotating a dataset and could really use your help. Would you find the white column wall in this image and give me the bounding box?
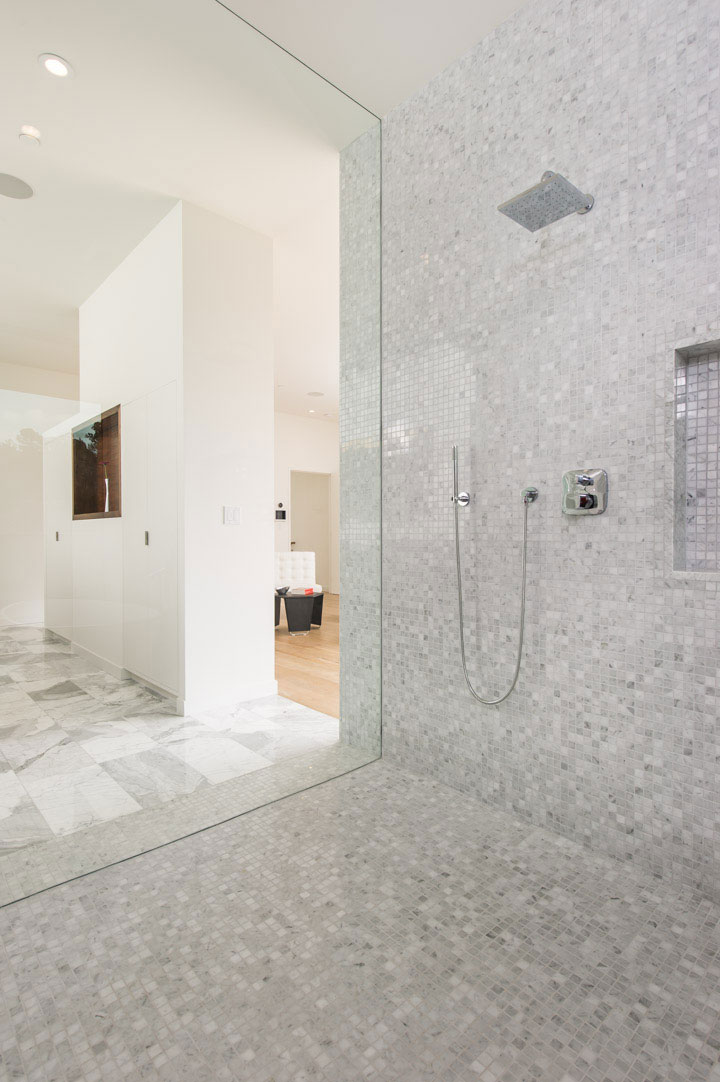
[57,201,274,710]
[75,204,184,677]
[181,204,276,711]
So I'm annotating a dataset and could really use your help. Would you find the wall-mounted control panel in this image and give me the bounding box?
[562,469,608,515]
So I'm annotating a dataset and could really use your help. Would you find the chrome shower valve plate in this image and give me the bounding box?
[562,469,608,515]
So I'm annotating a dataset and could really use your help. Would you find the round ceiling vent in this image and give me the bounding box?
[0,174,34,200]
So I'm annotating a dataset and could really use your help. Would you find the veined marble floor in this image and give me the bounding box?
[0,624,339,851]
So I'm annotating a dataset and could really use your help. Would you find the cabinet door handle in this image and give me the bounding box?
[145,531,149,546]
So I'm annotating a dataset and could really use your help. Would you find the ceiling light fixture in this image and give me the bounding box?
[39,53,73,78]
[308,409,316,414]
[19,125,42,146]
[307,391,324,397]
[0,173,34,200]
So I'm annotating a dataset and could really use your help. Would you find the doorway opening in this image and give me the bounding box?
[275,469,339,718]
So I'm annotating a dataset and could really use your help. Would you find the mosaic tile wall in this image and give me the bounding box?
[675,344,720,571]
[339,125,382,755]
[381,0,720,897]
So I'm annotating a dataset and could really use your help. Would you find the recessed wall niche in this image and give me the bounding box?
[674,341,720,571]
[72,405,121,520]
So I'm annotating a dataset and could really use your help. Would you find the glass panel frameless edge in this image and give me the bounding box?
[0,2,381,904]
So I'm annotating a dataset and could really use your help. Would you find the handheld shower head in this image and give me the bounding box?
[498,171,594,232]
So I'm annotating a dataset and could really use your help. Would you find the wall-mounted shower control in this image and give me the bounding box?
[562,469,608,515]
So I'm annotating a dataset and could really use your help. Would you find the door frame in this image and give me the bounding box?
[288,468,332,588]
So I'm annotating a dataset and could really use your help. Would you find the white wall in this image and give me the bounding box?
[0,392,80,628]
[182,204,275,710]
[75,203,183,675]
[273,198,339,415]
[43,433,73,639]
[274,411,339,593]
[0,362,79,401]
[80,205,183,406]
[54,200,275,710]
[0,427,43,626]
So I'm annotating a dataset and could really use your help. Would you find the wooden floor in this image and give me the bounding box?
[275,593,339,718]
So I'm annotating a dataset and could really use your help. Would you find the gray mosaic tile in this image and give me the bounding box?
[339,123,383,758]
[0,761,718,1081]
[378,0,720,899]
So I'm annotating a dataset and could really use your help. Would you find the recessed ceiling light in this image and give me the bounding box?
[19,125,41,146]
[39,53,73,78]
[307,391,324,397]
[0,173,34,200]
[308,409,316,414]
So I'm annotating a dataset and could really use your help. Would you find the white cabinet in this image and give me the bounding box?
[44,435,73,640]
[122,382,179,694]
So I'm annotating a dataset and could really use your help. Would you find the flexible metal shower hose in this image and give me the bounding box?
[452,447,535,705]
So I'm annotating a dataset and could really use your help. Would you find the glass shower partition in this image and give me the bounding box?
[0,0,381,904]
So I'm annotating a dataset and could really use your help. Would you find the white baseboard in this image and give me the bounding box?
[123,668,182,713]
[67,642,273,719]
[69,642,182,712]
[70,640,126,681]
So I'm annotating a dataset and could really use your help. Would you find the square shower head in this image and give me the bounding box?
[498,172,593,231]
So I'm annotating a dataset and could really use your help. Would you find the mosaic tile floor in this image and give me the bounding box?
[0,625,338,848]
[1,761,719,1082]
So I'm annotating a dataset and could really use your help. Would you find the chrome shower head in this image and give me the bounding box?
[498,171,594,232]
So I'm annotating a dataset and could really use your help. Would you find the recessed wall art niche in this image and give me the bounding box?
[72,405,121,520]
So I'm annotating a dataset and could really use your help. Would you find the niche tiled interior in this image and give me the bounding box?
[674,341,720,572]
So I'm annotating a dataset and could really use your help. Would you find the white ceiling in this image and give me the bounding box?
[1,0,525,415]
[222,0,530,118]
[1,0,373,399]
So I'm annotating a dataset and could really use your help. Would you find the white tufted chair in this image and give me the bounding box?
[274,551,324,632]
[274,551,322,593]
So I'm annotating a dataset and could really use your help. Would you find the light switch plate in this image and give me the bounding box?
[223,506,242,525]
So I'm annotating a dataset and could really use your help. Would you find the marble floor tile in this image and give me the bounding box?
[125,710,196,740]
[240,694,316,720]
[197,702,268,730]
[0,771,54,850]
[17,737,96,781]
[21,762,142,835]
[99,682,164,710]
[160,733,272,783]
[0,681,34,706]
[102,747,208,808]
[0,693,45,726]
[77,724,158,763]
[229,710,339,762]
[41,693,125,726]
[231,730,337,763]
[1,724,71,771]
[72,671,135,698]
[2,624,51,643]
[26,677,89,702]
[0,629,343,862]
[0,640,25,657]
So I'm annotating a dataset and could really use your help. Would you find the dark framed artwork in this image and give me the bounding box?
[72,405,122,520]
